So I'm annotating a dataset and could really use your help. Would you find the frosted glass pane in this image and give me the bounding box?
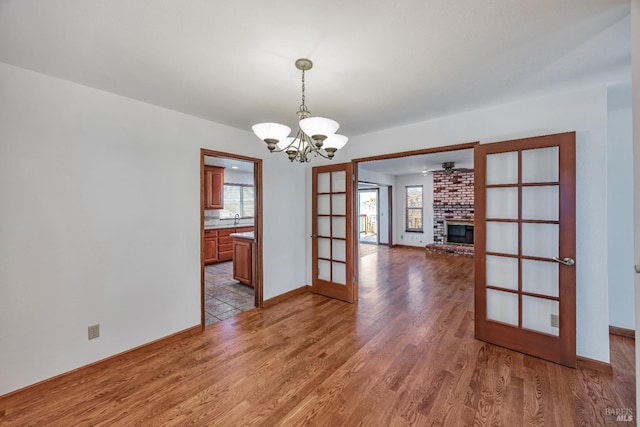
[318,238,331,259]
[522,147,558,183]
[522,296,559,336]
[318,217,330,237]
[522,186,558,221]
[317,172,330,193]
[486,152,518,185]
[486,187,518,219]
[486,222,518,255]
[486,255,518,290]
[487,289,518,326]
[522,259,558,297]
[522,223,558,258]
[318,260,331,281]
[332,194,346,215]
[332,240,346,261]
[332,171,346,192]
[318,195,330,215]
[332,217,346,238]
[333,262,346,285]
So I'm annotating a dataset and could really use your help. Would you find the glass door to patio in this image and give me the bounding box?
[358,189,379,244]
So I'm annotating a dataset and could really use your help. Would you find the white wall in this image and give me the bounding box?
[394,174,434,247]
[0,62,307,395]
[377,186,389,245]
[335,84,611,363]
[606,85,634,329]
[631,0,640,414]
[358,168,395,187]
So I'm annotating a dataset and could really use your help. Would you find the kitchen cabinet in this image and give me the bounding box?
[232,234,253,287]
[218,228,234,261]
[203,229,218,264]
[204,166,224,209]
[204,226,254,264]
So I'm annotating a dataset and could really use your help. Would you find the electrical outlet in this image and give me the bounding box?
[550,314,559,328]
[88,324,100,340]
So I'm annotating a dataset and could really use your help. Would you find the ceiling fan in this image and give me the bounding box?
[422,162,455,176]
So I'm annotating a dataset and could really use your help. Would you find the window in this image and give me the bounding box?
[405,185,423,232]
[220,184,254,219]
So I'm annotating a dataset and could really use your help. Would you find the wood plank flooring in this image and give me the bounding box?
[0,246,635,426]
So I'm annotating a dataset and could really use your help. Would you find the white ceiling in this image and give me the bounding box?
[204,155,254,174]
[359,148,474,177]
[0,1,630,137]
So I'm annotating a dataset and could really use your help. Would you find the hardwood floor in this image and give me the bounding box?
[0,246,634,426]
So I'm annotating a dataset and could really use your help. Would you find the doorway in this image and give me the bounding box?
[358,187,379,244]
[354,142,476,253]
[200,149,263,328]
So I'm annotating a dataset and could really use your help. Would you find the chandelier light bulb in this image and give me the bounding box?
[251,123,291,143]
[299,117,339,141]
[324,134,348,150]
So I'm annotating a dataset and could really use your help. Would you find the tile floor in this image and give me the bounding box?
[204,261,255,326]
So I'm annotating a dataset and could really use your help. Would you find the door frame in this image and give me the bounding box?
[357,182,392,247]
[200,149,263,328]
[351,141,479,251]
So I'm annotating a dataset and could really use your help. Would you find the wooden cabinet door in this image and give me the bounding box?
[204,166,224,209]
[233,239,253,286]
[204,229,218,264]
[218,228,234,261]
[204,237,218,264]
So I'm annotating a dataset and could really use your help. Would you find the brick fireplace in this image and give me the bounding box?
[432,168,474,244]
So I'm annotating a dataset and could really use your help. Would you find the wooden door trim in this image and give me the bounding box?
[388,186,393,248]
[200,149,264,330]
[474,131,576,367]
[351,141,478,163]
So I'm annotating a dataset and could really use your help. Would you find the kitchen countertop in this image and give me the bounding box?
[204,224,253,230]
[229,231,254,240]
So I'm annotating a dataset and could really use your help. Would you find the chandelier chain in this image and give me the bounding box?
[300,68,308,113]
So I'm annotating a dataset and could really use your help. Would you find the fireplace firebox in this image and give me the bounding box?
[444,219,474,245]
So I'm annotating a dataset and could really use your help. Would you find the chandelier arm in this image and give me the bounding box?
[312,149,331,160]
[263,144,288,154]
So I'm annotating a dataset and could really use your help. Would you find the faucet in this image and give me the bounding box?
[234,213,240,226]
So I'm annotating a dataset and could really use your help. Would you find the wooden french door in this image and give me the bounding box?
[474,132,576,367]
[312,163,356,303]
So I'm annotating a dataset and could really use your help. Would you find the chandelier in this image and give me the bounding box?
[252,58,348,163]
